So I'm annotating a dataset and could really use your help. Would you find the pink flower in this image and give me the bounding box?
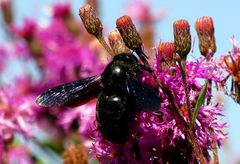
[125,0,164,23]
[57,99,96,138]
[35,19,103,83]
[52,3,71,19]
[89,53,226,163]
[0,86,36,141]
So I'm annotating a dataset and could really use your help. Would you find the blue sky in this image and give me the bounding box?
[2,0,240,163]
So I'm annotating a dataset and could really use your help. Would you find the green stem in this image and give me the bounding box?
[178,60,192,122]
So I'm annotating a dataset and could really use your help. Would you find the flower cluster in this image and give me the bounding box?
[90,41,227,163]
[78,5,227,163]
[0,0,238,163]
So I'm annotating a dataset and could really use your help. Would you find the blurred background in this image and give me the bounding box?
[1,0,240,163]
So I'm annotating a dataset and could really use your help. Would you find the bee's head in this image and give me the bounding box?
[113,53,138,63]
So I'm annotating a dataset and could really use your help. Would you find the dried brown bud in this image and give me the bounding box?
[79,4,103,38]
[224,55,240,103]
[173,19,191,60]
[116,15,143,51]
[158,42,175,61]
[195,16,216,57]
[86,0,99,15]
[63,144,88,164]
[0,0,13,25]
[108,29,131,55]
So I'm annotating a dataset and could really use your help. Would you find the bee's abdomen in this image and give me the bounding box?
[96,91,134,144]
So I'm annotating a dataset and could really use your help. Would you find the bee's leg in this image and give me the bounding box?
[132,141,142,160]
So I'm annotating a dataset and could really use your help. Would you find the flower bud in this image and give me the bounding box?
[108,29,131,55]
[86,0,99,15]
[79,4,103,38]
[195,16,216,57]
[116,15,143,51]
[173,19,191,60]
[158,42,175,61]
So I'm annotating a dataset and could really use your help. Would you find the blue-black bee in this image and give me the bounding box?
[36,53,162,144]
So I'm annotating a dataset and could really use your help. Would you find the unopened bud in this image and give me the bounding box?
[108,29,130,55]
[116,15,143,51]
[195,16,216,57]
[158,42,175,61]
[173,19,191,60]
[86,0,99,15]
[0,0,13,25]
[79,4,103,38]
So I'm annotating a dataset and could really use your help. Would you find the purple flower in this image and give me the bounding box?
[0,79,38,163]
[13,19,37,41]
[125,0,164,23]
[89,51,226,163]
[0,86,36,141]
[57,99,97,138]
[35,19,104,83]
[52,3,71,19]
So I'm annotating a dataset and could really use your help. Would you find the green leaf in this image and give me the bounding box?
[190,80,208,128]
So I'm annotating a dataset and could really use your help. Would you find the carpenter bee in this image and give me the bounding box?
[36,53,162,144]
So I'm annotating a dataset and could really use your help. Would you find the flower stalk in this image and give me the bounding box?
[178,59,192,121]
[173,19,192,121]
[195,16,216,106]
[172,19,211,163]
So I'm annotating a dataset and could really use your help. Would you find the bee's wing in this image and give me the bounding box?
[36,75,102,107]
[126,77,162,111]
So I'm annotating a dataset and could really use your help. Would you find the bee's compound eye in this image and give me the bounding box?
[113,53,138,63]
